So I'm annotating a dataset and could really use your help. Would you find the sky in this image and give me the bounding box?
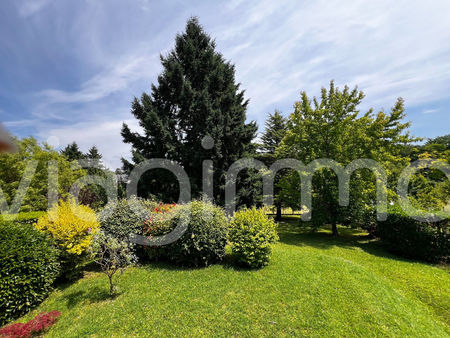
[1,0,449,169]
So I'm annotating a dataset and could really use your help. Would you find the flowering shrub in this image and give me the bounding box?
[35,199,99,255]
[145,201,229,266]
[229,208,279,268]
[152,203,176,214]
[143,204,177,234]
[0,311,61,338]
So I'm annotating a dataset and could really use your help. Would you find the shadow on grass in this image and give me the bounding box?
[61,286,120,308]
[276,216,429,265]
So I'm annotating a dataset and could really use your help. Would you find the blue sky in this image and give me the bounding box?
[1,0,449,168]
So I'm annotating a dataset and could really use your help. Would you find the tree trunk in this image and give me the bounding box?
[331,221,338,237]
[275,202,282,221]
[108,274,114,297]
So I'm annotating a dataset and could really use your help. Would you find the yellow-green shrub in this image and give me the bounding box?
[229,208,278,268]
[35,199,99,255]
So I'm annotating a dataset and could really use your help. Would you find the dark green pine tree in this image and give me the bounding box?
[260,110,287,155]
[258,111,287,220]
[121,17,257,203]
[61,142,84,161]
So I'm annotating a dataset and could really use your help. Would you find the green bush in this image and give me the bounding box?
[0,222,60,326]
[145,201,229,266]
[99,197,156,240]
[99,197,156,259]
[229,208,278,268]
[377,208,449,263]
[0,211,45,225]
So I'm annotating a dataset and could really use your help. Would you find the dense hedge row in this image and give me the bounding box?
[377,209,449,263]
[0,222,60,326]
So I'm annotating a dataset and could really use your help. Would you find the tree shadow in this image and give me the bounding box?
[61,286,120,308]
[276,217,435,266]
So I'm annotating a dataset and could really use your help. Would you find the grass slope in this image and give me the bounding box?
[17,218,449,337]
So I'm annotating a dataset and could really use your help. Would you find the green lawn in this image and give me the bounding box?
[18,217,450,337]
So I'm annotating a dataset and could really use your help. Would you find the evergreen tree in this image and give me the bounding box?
[121,17,257,203]
[258,111,287,220]
[61,142,84,161]
[261,110,287,155]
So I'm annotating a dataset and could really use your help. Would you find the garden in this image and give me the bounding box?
[1,15,449,338]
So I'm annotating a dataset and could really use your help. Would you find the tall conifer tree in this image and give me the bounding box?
[121,17,257,203]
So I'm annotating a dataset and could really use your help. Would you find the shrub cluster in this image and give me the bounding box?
[0,311,61,337]
[229,208,279,268]
[377,208,449,263]
[145,201,229,266]
[0,222,60,326]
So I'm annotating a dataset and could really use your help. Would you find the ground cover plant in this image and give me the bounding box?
[11,217,449,337]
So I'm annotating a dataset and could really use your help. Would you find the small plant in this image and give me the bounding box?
[0,311,61,338]
[90,231,136,297]
[229,208,279,268]
[0,222,60,326]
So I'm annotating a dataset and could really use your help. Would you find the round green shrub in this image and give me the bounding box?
[0,222,60,326]
[99,196,156,241]
[229,208,279,268]
[145,201,229,266]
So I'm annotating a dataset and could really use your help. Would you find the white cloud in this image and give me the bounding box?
[38,119,142,169]
[39,53,159,105]
[423,109,438,114]
[213,0,450,116]
[18,0,54,18]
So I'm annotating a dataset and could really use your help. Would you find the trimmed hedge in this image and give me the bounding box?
[377,208,449,263]
[145,201,229,267]
[0,222,60,326]
[229,208,279,268]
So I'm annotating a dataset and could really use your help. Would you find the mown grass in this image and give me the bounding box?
[17,217,449,337]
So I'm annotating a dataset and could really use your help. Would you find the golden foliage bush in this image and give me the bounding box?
[35,199,99,255]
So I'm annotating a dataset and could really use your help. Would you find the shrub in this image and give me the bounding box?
[0,311,61,337]
[145,201,229,266]
[377,207,449,263]
[35,199,99,279]
[90,231,136,296]
[35,199,99,255]
[0,222,60,326]
[99,197,156,242]
[0,211,45,225]
[229,208,279,268]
